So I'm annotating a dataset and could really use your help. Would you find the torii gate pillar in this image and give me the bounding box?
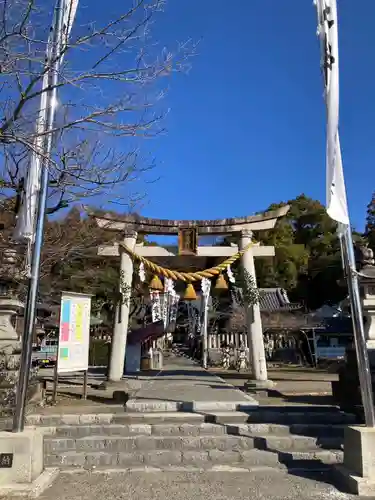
[240,230,268,382]
[108,231,137,382]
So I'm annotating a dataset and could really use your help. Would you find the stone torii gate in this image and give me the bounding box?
[93,206,289,384]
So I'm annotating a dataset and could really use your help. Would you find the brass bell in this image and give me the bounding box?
[184,283,197,301]
[149,274,163,291]
[215,273,228,290]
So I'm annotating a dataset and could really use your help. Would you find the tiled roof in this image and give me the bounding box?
[259,288,292,312]
[232,287,301,312]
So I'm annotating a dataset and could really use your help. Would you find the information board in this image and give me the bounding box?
[57,292,92,374]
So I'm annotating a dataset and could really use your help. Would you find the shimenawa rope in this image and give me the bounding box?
[119,241,255,283]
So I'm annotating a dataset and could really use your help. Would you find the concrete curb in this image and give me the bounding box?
[60,465,281,474]
[210,371,261,405]
[54,464,332,474]
[0,468,59,498]
[125,400,259,412]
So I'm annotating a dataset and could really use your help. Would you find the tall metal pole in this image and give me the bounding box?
[314,0,375,427]
[342,227,375,427]
[13,0,66,432]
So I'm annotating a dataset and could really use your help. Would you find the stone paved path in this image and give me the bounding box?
[127,353,258,406]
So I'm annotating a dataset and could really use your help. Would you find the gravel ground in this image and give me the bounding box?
[36,470,361,500]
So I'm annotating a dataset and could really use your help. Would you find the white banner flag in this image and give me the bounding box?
[150,291,162,323]
[169,293,180,325]
[315,0,349,226]
[14,0,79,243]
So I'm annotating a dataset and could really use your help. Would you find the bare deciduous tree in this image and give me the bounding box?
[227,304,246,334]
[0,0,194,211]
[261,310,323,331]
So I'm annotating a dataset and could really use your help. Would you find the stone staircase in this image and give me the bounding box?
[34,404,356,472]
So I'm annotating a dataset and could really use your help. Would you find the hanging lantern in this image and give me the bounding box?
[184,282,197,301]
[149,274,163,291]
[215,273,228,291]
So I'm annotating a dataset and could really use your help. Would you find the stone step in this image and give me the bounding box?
[43,464,331,474]
[277,449,343,465]
[113,412,206,425]
[26,412,210,427]
[205,410,356,425]
[26,409,356,429]
[115,410,355,426]
[51,422,346,440]
[54,423,227,438]
[44,434,256,454]
[125,400,258,413]
[26,413,121,427]
[222,425,342,451]
[250,434,343,452]
[229,423,345,438]
[287,424,345,438]
[44,431,343,458]
[44,447,342,470]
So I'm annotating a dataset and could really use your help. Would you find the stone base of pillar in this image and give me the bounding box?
[244,379,274,396]
[333,426,375,496]
[90,380,130,405]
[332,347,375,418]
[0,429,58,498]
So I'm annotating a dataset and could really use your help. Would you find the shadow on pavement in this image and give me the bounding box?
[153,369,214,378]
[208,408,347,492]
[267,389,334,406]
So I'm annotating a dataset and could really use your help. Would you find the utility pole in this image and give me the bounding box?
[13,0,67,432]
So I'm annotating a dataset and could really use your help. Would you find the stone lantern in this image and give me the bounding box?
[331,244,375,414]
[0,247,24,417]
[334,249,375,495]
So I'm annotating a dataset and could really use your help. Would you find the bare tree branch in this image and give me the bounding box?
[0,0,195,211]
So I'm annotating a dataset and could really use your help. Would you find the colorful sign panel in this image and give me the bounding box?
[57,292,92,373]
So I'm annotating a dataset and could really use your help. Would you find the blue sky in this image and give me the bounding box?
[135,0,374,231]
[78,1,375,231]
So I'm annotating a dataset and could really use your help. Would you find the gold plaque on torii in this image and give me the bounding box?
[178,228,198,255]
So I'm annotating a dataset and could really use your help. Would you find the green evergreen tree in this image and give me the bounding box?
[257,194,345,309]
[365,192,375,251]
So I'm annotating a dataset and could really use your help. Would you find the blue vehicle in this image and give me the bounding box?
[32,338,58,367]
